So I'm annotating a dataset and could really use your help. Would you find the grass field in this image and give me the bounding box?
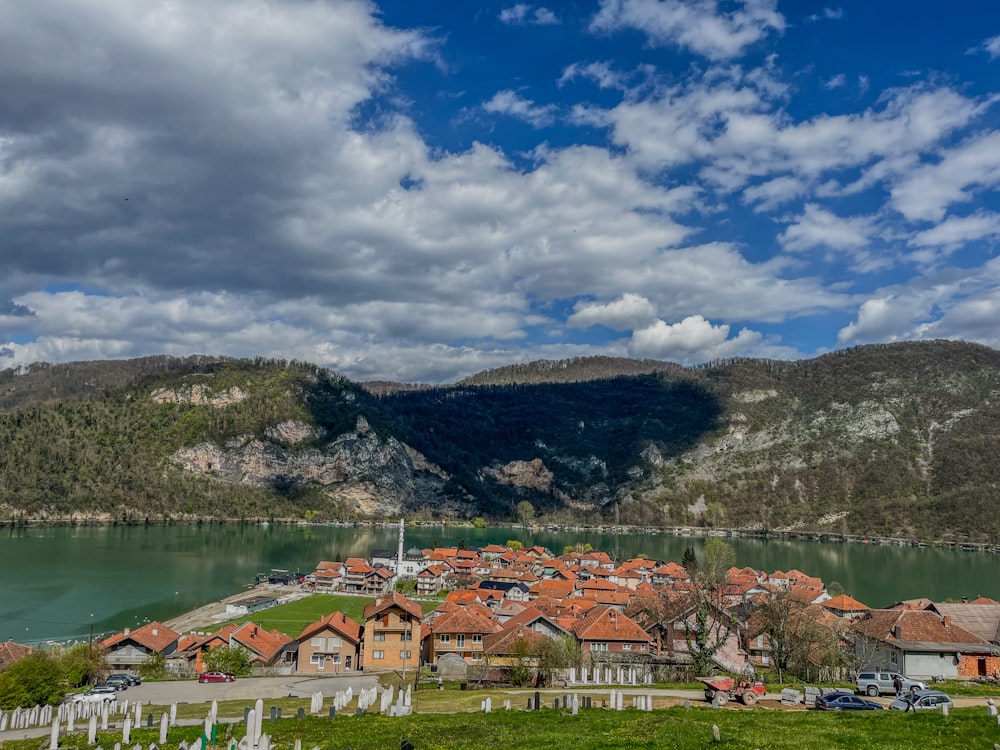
[12,705,1000,750]
[217,594,439,636]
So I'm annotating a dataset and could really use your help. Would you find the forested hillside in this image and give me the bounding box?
[1,341,999,541]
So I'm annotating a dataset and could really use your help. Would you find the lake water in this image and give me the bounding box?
[3,523,998,644]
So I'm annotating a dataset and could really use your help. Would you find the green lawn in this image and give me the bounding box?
[219,594,439,637]
[14,706,1000,750]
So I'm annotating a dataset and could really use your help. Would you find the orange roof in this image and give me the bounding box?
[530,580,575,599]
[315,560,343,571]
[363,592,423,621]
[430,608,500,636]
[854,609,991,647]
[231,622,292,662]
[483,625,550,655]
[101,621,179,654]
[571,606,650,643]
[0,640,33,667]
[822,594,869,612]
[298,612,362,643]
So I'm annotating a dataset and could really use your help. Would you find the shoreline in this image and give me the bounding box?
[3,515,997,551]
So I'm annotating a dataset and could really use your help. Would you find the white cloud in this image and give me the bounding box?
[568,293,658,330]
[742,176,806,211]
[590,0,785,61]
[559,61,628,90]
[891,131,1000,222]
[779,204,873,253]
[499,4,560,26]
[824,74,846,90]
[836,294,933,345]
[483,89,557,127]
[805,7,844,22]
[909,211,1000,255]
[977,35,1000,60]
[629,315,763,361]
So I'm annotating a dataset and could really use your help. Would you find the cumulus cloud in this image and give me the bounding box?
[779,204,873,253]
[590,0,786,61]
[891,131,1000,222]
[499,4,560,25]
[824,74,846,90]
[483,90,557,127]
[629,315,763,361]
[568,293,658,330]
[976,35,1000,60]
[559,62,628,90]
[908,212,1000,263]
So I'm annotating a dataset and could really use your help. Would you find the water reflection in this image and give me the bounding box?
[1,524,997,642]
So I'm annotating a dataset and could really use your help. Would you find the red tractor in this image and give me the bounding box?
[697,676,767,706]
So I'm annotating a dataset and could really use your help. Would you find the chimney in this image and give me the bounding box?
[892,625,902,639]
[943,615,952,627]
[152,628,158,636]
[124,628,130,636]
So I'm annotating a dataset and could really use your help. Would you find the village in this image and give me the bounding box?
[40,522,993,691]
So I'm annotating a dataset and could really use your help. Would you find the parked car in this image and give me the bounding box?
[104,675,130,690]
[889,689,954,711]
[69,685,119,703]
[107,673,142,686]
[815,691,884,711]
[198,671,236,683]
[855,671,926,696]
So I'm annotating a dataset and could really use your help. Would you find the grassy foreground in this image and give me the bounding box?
[8,706,999,750]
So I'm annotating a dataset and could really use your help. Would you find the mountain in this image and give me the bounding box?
[1,341,999,542]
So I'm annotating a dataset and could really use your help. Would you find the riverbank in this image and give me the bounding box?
[3,514,998,551]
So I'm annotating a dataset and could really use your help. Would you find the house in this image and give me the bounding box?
[361,592,423,671]
[102,621,180,670]
[229,622,294,668]
[852,609,997,679]
[297,612,362,674]
[822,594,870,621]
[927,603,1000,678]
[0,640,33,669]
[416,564,449,596]
[627,590,745,673]
[425,607,501,666]
[570,606,651,662]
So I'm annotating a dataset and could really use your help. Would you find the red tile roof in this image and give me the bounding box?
[232,622,293,662]
[101,621,179,654]
[298,612,362,643]
[363,592,423,621]
[822,594,870,613]
[571,606,651,644]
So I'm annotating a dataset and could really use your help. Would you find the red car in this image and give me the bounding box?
[198,671,236,683]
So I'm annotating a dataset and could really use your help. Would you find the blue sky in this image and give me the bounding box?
[2,0,1000,382]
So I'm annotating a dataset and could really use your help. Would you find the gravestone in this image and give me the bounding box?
[297,708,305,720]
[147,713,154,728]
[269,707,277,721]
[328,707,336,719]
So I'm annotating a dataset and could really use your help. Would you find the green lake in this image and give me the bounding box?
[2,523,998,644]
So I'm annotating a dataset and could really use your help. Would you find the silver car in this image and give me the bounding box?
[855,671,926,696]
[889,689,954,711]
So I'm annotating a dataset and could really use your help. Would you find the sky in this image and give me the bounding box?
[2,0,1000,384]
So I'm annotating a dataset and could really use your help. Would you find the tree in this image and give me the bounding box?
[506,539,523,551]
[516,501,535,527]
[683,587,739,676]
[826,581,845,598]
[681,546,698,574]
[0,651,65,709]
[202,645,253,676]
[136,651,169,681]
[699,538,736,586]
[58,642,103,687]
[508,637,535,687]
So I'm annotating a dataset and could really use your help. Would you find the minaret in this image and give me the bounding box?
[396,517,405,575]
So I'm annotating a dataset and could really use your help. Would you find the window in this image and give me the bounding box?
[310,654,323,665]
[327,636,342,648]
[331,654,341,665]
[456,635,466,647]
[639,644,646,652]
[622,644,631,651]
[591,643,608,652]
[371,650,384,660]
[439,634,451,644]
[373,632,386,642]
[311,637,324,648]
[400,650,412,660]
[402,630,413,641]
[472,634,483,644]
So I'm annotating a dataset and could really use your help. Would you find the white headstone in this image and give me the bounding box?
[50,718,60,750]
[89,713,98,744]
[160,713,169,744]
[122,716,131,746]
[169,704,177,727]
